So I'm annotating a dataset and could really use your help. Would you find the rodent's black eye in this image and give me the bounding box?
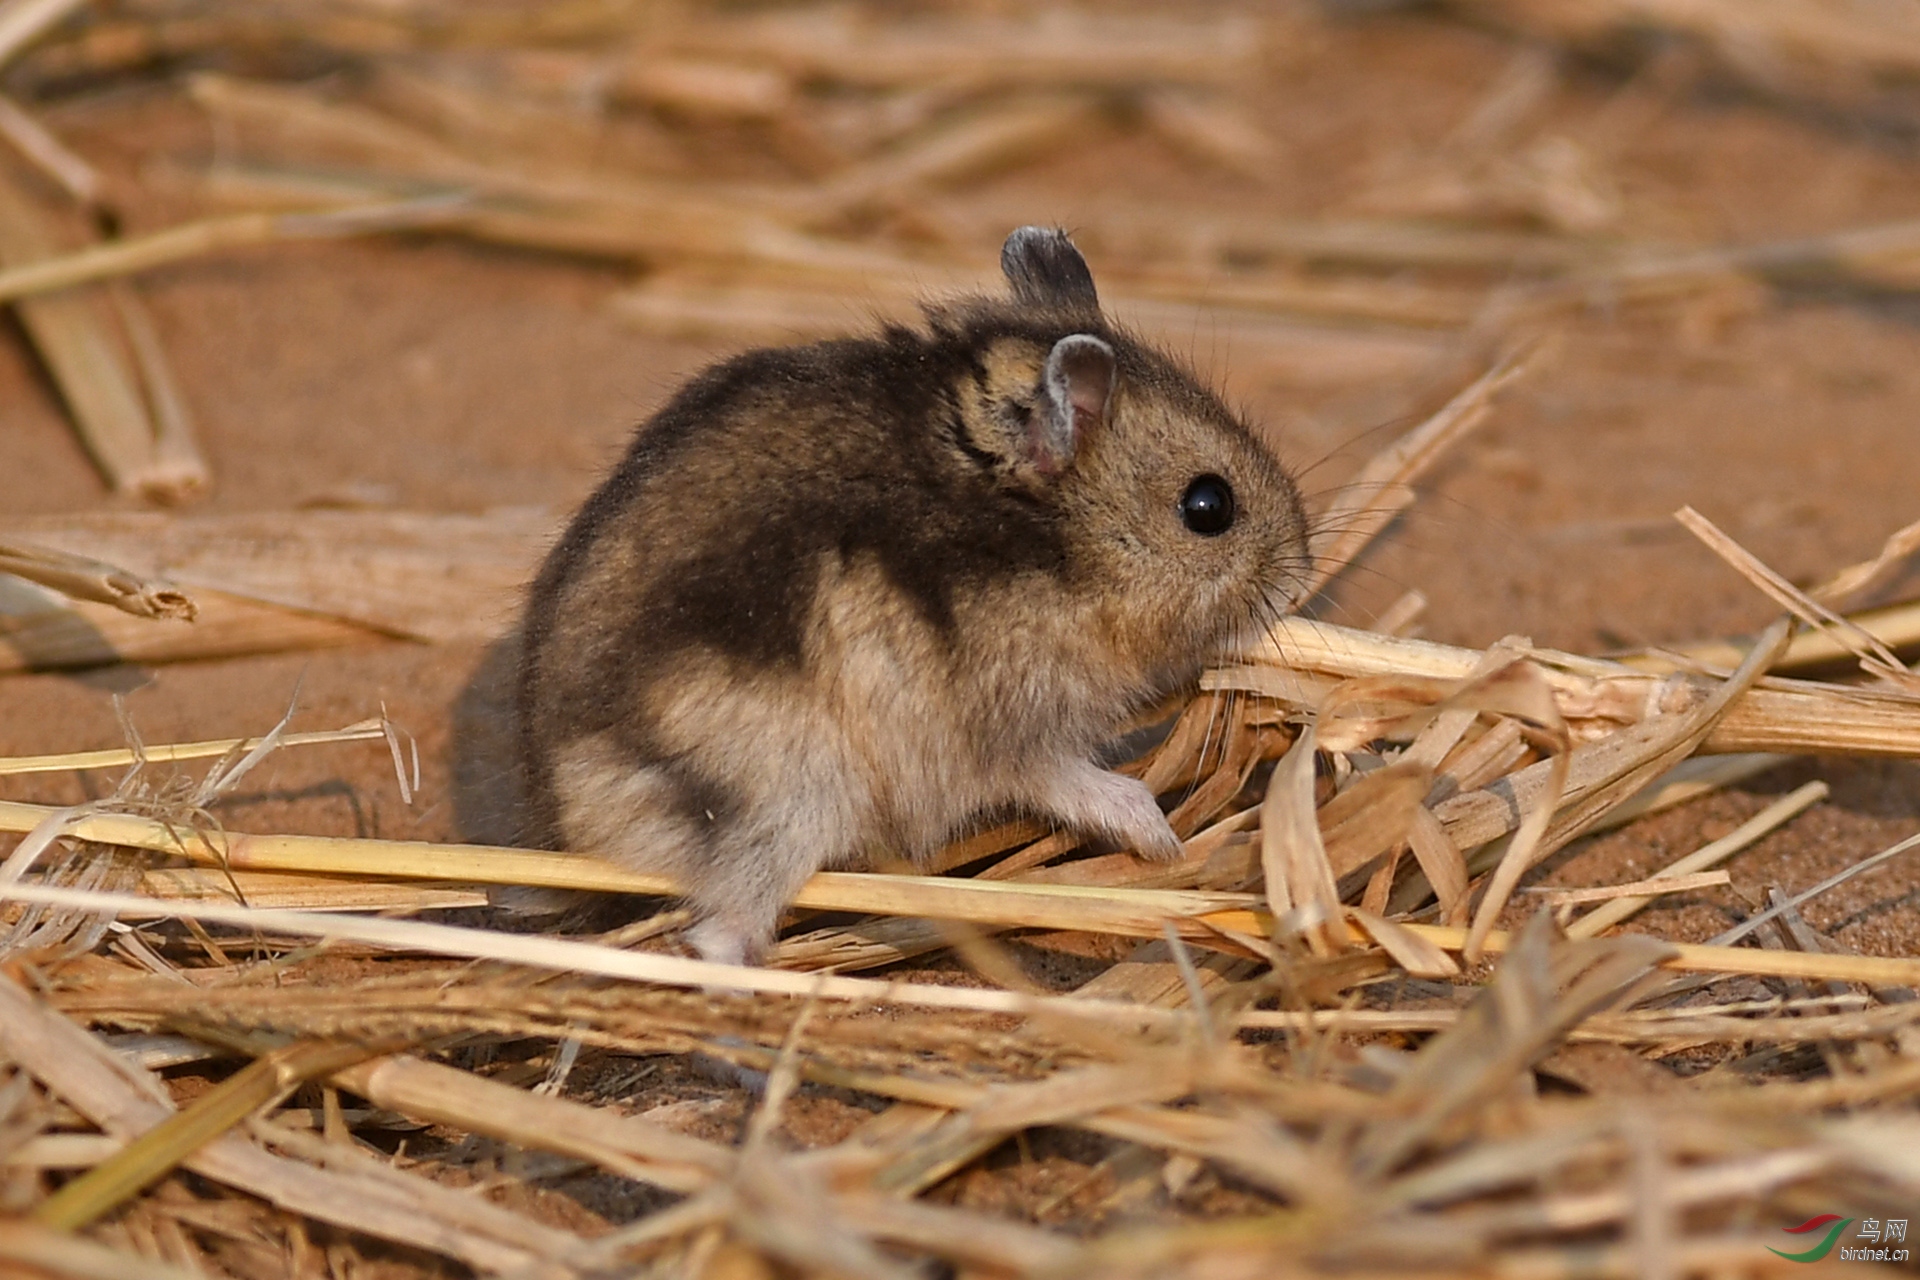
[1178,474,1235,536]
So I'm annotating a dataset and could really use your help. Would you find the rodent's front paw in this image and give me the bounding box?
[1123,809,1186,863]
[1096,774,1184,862]
[1035,763,1184,863]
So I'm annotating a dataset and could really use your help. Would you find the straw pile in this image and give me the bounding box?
[3,2,1920,1278]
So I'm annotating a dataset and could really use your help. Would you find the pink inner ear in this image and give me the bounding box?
[1032,334,1115,477]
[1059,356,1112,421]
[1053,339,1114,432]
[1066,382,1107,436]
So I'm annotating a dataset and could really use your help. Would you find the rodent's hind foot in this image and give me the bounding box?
[685,918,770,1002]
[685,916,764,970]
[679,840,824,970]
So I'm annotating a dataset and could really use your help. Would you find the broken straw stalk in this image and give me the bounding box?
[0,538,194,620]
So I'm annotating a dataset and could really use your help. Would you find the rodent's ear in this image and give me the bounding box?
[1028,334,1115,477]
[1001,227,1099,311]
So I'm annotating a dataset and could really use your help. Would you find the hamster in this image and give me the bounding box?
[515,227,1312,964]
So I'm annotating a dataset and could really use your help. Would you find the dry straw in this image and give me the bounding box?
[2,2,1920,1276]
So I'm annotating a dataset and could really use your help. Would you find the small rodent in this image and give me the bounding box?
[516,227,1311,964]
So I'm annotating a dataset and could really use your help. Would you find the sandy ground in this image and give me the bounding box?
[4,6,1920,1233]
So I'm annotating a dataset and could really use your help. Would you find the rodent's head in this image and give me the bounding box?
[945,227,1314,692]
